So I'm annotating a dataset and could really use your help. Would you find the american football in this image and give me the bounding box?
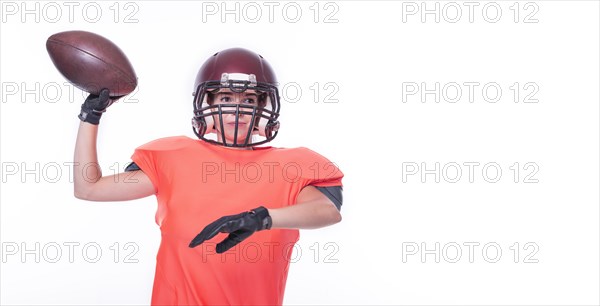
[46,30,137,96]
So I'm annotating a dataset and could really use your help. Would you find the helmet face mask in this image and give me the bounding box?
[192,49,281,148]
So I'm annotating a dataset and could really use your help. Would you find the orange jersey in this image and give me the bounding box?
[131,136,343,305]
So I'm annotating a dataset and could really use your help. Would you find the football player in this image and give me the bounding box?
[73,48,344,305]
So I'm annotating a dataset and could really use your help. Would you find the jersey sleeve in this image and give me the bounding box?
[297,147,344,188]
[129,136,192,194]
[130,142,161,193]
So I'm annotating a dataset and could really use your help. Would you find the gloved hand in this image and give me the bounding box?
[189,206,272,253]
[78,88,121,125]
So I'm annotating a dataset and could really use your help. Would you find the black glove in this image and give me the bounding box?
[78,88,121,125]
[189,206,272,253]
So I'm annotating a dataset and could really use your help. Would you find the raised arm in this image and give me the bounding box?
[73,90,155,202]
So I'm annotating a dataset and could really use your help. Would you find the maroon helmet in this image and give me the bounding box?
[192,48,281,147]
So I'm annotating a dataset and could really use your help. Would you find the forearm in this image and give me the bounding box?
[189,188,343,252]
[73,121,102,198]
[268,200,341,230]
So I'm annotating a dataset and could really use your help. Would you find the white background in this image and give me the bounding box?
[1,1,599,305]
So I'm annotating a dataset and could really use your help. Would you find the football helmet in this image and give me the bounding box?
[192,48,281,147]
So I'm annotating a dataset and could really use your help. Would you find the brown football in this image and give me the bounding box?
[46,30,137,96]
